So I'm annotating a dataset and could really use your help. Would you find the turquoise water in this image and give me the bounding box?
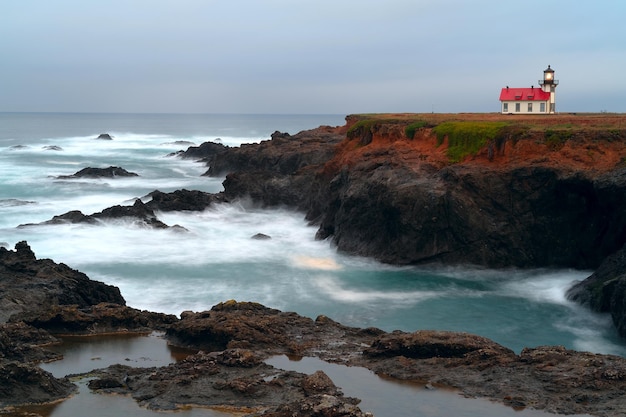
[1,112,624,357]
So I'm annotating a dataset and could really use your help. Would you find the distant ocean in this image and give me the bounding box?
[1,112,625,357]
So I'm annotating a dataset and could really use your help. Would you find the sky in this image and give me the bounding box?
[1,0,625,114]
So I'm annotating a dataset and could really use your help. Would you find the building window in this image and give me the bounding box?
[540,102,546,112]
[550,103,555,113]
[503,103,508,112]
[515,103,520,112]
[528,103,533,112]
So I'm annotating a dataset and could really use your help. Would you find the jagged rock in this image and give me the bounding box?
[251,233,271,240]
[20,199,170,229]
[363,330,516,360]
[567,244,626,337]
[56,166,139,179]
[12,302,177,334]
[86,354,367,415]
[145,189,226,212]
[0,241,125,322]
[0,322,61,363]
[0,361,76,407]
[178,140,228,163]
[166,301,369,359]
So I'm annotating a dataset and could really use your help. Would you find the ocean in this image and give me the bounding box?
[1,112,624,358]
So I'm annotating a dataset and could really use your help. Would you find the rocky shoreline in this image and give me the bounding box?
[1,242,626,416]
[3,113,626,416]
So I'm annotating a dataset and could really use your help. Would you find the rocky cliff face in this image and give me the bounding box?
[183,114,626,336]
[0,241,126,322]
[194,115,626,270]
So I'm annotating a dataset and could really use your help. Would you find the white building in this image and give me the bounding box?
[499,65,558,114]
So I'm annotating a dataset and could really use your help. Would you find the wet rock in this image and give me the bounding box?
[0,361,76,407]
[0,242,125,323]
[301,370,338,396]
[88,377,126,389]
[167,301,367,359]
[251,233,271,240]
[96,133,113,140]
[567,244,626,337]
[20,199,171,229]
[12,303,177,334]
[178,140,228,163]
[145,189,227,212]
[364,330,516,360]
[0,322,61,363]
[87,352,367,415]
[56,166,139,179]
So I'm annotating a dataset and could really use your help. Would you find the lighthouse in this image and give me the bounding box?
[538,65,558,114]
[499,65,559,114]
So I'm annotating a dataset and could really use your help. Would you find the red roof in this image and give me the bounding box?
[499,87,550,101]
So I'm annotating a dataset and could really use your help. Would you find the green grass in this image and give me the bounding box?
[544,129,574,150]
[404,121,428,139]
[433,121,509,163]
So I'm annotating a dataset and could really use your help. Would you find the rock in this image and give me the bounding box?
[165,300,373,360]
[19,190,229,230]
[145,189,227,212]
[0,361,76,407]
[12,303,177,334]
[20,199,171,229]
[251,233,271,240]
[178,140,228,162]
[301,370,339,396]
[567,244,626,337]
[0,241,125,322]
[96,133,113,140]
[363,330,516,360]
[56,166,139,179]
[42,145,63,151]
[87,353,368,415]
[0,322,62,363]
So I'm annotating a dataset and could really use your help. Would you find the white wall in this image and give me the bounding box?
[501,100,549,114]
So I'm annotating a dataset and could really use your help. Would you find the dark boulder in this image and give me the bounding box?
[201,128,343,177]
[20,199,171,229]
[12,303,177,334]
[364,330,515,360]
[86,353,367,415]
[56,166,139,179]
[145,189,227,212]
[0,241,125,322]
[0,322,62,363]
[0,361,76,407]
[96,133,113,140]
[567,244,626,337]
[178,140,228,162]
[251,233,271,240]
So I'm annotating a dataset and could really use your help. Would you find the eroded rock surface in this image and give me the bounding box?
[0,241,125,322]
[55,166,138,179]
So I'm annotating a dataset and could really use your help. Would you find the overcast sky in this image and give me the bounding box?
[1,1,625,114]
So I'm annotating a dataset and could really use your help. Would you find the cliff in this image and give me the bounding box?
[193,113,626,269]
[181,112,626,338]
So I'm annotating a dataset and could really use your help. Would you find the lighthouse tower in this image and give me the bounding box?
[538,65,558,113]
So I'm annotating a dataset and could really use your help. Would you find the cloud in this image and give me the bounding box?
[1,0,625,113]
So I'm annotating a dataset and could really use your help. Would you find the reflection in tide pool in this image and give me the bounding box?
[266,356,593,417]
[22,333,229,417]
[19,379,233,417]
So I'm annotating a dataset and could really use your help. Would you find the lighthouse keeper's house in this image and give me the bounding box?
[499,65,558,114]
